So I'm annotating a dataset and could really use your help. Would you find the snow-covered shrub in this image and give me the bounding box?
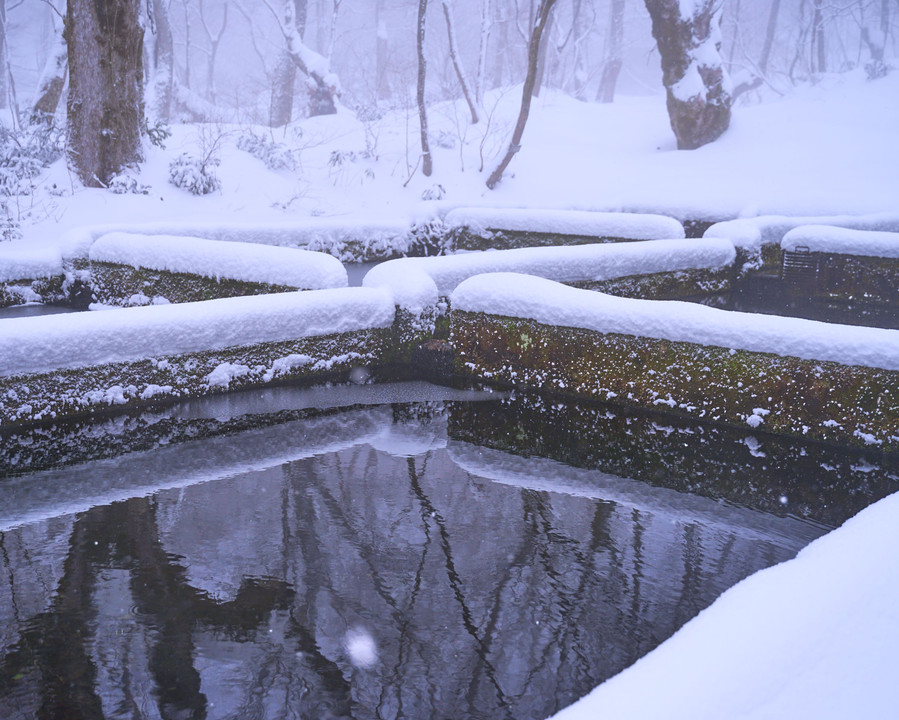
[434,129,456,149]
[421,184,446,201]
[108,172,150,195]
[236,131,297,171]
[0,122,63,197]
[1,202,21,241]
[168,152,221,195]
[865,60,890,80]
[407,219,453,257]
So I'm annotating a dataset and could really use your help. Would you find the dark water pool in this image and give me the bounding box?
[0,383,893,720]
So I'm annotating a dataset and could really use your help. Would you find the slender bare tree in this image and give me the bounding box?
[486,0,557,189]
[441,0,479,123]
[416,0,433,176]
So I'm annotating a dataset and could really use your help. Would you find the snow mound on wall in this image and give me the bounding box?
[551,489,899,720]
[444,208,685,240]
[0,288,394,377]
[705,212,899,252]
[781,225,899,258]
[451,273,899,371]
[60,218,414,261]
[90,232,348,289]
[0,243,63,282]
[364,239,733,310]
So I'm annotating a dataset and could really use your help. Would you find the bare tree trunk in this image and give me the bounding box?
[0,0,9,111]
[491,0,509,89]
[416,0,433,176]
[65,0,144,187]
[531,2,554,97]
[375,0,390,100]
[643,0,732,150]
[198,0,228,103]
[147,0,174,122]
[486,0,557,189]
[811,0,826,73]
[441,0,479,123]
[758,0,782,75]
[476,0,491,102]
[597,0,625,103]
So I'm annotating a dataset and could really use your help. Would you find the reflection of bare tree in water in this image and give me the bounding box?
[0,497,293,720]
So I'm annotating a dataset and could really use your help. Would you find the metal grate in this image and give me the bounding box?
[782,246,819,286]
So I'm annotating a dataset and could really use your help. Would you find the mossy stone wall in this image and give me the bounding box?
[451,311,899,453]
[89,261,301,306]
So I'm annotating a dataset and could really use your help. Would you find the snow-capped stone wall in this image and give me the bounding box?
[87,233,347,306]
[0,288,395,427]
[451,273,899,451]
[444,208,685,251]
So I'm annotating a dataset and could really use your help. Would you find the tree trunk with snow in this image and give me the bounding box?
[441,0,479,123]
[486,0,557,189]
[597,0,625,103]
[643,0,732,150]
[65,0,144,187]
[270,0,307,126]
[416,0,433,176]
[275,0,337,117]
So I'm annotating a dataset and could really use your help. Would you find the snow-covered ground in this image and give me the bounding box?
[3,68,898,257]
[2,66,898,719]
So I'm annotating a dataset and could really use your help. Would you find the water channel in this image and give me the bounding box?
[2,380,894,720]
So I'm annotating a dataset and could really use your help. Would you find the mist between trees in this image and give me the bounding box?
[0,0,895,187]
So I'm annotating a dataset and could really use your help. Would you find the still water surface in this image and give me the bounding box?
[0,383,877,719]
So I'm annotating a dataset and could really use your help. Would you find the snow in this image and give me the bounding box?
[451,273,899,371]
[781,225,899,258]
[443,208,684,240]
[705,212,899,253]
[59,217,414,263]
[0,243,63,282]
[89,232,348,289]
[551,489,899,720]
[0,288,394,377]
[365,239,734,310]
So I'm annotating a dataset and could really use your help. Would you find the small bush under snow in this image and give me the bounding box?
[236,131,297,171]
[168,152,221,195]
